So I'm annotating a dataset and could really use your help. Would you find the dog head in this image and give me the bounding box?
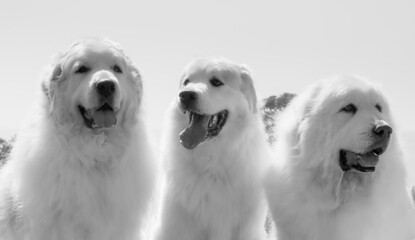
[275,75,397,206]
[176,57,257,149]
[42,38,142,133]
[281,76,393,175]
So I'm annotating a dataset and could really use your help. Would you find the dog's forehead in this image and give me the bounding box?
[64,40,124,65]
[319,89,383,112]
[185,60,241,84]
[340,87,384,108]
[317,76,386,109]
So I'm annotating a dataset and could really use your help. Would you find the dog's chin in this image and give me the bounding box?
[339,146,386,173]
[78,103,119,130]
[178,108,229,150]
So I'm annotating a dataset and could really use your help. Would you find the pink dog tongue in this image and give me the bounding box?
[92,110,117,128]
[179,113,209,150]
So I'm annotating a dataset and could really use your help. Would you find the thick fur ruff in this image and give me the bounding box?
[264,76,415,240]
[155,58,270,240]
[0,38,157,240]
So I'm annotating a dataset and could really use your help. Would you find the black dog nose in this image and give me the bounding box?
[373,123,392,138]
[179,91,198,107]
[96,80,116,98]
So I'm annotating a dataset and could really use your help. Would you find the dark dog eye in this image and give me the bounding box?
[210,77,224,87]
[75,65,90,74]
[113,65,123,74]
[341,104,357,114]
[183,79,190,86]
[375,104,382,112]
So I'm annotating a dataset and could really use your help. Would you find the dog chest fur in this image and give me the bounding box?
[157,109,269,240]
[0,115,155,240]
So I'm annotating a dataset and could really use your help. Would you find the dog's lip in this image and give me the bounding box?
[339,145,386,173]
[78,103,119,129]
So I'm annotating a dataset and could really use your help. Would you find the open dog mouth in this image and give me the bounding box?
[78,103,118,129]
[179,110,228,150]
[339,146,386,173]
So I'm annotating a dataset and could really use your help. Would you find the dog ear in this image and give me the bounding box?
[294,85,327,157]
[41,60,63,102]
[239,65,258,113]
[278,85,320,154]
[126,60,143,102]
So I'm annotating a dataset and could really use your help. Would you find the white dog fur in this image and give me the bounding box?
[264,76,415,240]
[155,58,270,240]
[0,38,158,240]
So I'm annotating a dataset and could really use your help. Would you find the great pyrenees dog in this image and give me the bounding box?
[0,38,157,240]
[264,76,415,240]
[155,58,270,240]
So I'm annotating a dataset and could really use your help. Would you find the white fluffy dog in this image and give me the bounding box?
[156,58,270,240]
[0,38,157,240]
[264,76,415,240]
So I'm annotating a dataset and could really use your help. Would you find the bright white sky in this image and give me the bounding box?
[0,0,414,141]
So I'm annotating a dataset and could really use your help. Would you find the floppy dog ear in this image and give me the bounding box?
[293,85,326,156]
[239,65,258,113]
[277,85,320,154]
[126,60,143,102]
[41,60,63,103]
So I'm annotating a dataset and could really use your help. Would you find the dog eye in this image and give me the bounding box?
[113,65,123,74]
[341,104,357,114]
[210,77,224,87]
[375,104,382,112]
[183,79,190,86]
[75,65,90,74]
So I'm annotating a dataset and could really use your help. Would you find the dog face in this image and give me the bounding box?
[176,58,257,149]
[42,38,142,132]
[294,76,392,174]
